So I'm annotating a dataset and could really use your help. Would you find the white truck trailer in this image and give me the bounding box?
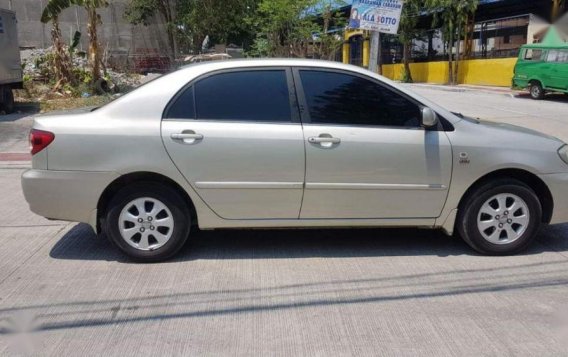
[0,8,23,114]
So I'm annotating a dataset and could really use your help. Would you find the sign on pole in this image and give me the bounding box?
[348,0,404,35]
[349,0,404,73]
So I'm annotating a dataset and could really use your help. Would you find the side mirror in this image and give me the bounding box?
[421,107,439,128]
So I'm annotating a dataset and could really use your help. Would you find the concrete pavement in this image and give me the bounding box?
[1,90,568,355]
[405,84,568,142]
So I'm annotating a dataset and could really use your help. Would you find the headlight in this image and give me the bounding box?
[558,145,568,165]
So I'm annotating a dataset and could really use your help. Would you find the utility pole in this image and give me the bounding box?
[369,31,381,74]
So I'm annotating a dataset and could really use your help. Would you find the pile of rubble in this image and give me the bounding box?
[20,48,154,92]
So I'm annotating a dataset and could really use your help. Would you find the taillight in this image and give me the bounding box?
[30,129,55,155]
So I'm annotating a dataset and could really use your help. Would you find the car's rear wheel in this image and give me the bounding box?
[104,183,191,262]
[529,82,544,100]
[457,179,542,255]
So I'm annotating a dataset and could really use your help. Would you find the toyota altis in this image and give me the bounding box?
[22,59,568,262]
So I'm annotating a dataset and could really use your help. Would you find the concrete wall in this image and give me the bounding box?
[382,58,518,87]
[0,0,169,56]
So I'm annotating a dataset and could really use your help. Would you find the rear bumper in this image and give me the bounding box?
[21,169,118,225]
[539,173,568,224]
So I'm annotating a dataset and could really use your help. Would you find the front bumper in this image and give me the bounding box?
[21,169,118,225]
[539,173,568,224]
[512,77,529,90]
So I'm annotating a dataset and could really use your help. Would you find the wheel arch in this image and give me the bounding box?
[96,171,197,233]
[457,168,553,224]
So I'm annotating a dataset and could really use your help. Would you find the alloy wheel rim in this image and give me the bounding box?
[531,86,540,97]
[477,193,530,245]
[118,197,174,251]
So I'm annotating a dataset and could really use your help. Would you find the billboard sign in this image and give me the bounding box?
[348,0,404,34]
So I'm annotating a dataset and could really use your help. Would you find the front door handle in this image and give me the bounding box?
[308,137,341,144]
[308,135,341,148]
[171,131,203,144]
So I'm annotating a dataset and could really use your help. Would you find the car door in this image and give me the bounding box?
[546,49,568,90]
[161,68,305,219]
[294,68,452,219]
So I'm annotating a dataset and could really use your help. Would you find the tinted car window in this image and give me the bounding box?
[165,85,195,119]
[195,70,291,122]
[299,70,421,127]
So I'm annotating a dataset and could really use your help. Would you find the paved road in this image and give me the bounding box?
[1,89,568,355]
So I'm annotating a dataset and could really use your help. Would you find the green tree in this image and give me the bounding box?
[177,0,257,54]
[312,3,346,60]
[425,0,478,85]
[40,2,76,88]
[453,0,478,82]
[41,0,109,85]
[249,0,346,58]
[398,0,422,82]
[124,0,178,59]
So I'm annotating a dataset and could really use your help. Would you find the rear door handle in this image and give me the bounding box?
[171,131,203,144]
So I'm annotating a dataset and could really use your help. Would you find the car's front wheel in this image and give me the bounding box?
[104,183,191,262]
[457,179,542,255]
[529,82,545,100]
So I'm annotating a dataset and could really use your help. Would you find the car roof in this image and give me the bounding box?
[521,43,568,50]
[179,58,368,72]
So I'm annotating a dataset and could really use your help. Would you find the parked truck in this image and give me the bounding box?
[0,8,23,113]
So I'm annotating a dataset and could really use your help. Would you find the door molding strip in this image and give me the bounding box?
[305,183,447,190]
[196,182,304,189]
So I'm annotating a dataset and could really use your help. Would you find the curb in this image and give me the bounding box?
[0,162,31,169]
[402,83,522,98]
[0,152,32,169]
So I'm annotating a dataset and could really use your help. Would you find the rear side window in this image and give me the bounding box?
[524,49,543,61]
[194,70,291,122]
[546,50,568,63]
[299,70,421,127]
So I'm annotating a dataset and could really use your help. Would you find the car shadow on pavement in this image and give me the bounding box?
[49,223,568,263]
[516,93,568,103]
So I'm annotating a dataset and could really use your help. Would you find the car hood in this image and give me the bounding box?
[458,115,564,145]
[476,119,564,144]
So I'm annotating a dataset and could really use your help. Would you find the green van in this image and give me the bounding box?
[513,43,568,99]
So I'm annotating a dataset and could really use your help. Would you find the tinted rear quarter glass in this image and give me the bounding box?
[195,70,291,122]
[165,85,195,119]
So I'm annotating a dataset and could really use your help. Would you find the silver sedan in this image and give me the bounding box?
[21,59,568,262]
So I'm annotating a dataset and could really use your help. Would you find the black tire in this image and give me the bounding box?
[529,82,545,100]
[104,182,191,262]
[1,87,15,114]
[457,179,542,255]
